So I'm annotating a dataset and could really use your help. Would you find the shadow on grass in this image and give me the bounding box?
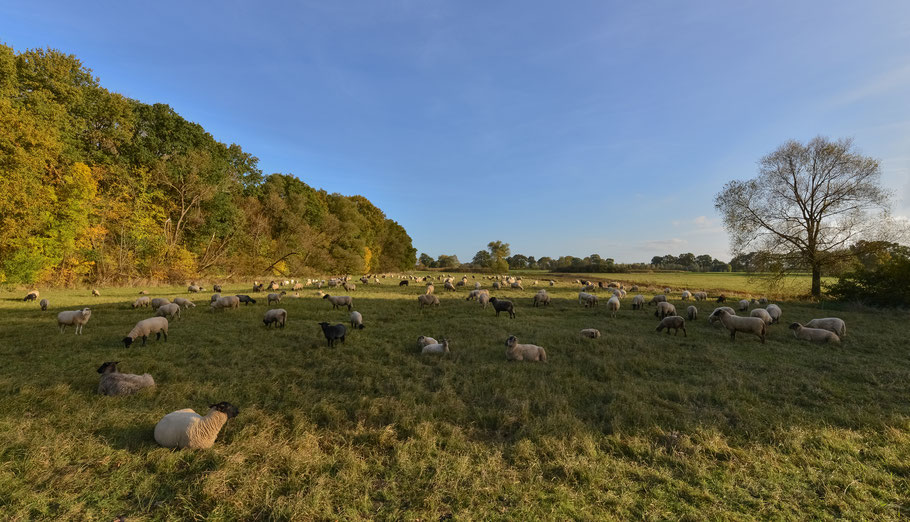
[93,424,158,451]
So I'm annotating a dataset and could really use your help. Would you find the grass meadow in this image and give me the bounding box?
[0,274,908,520]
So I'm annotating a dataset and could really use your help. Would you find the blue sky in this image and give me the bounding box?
[4,1,909,262]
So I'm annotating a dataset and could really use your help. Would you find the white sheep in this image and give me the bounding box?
[580,328,601,339]
[417,294,440,307]
[132,296,151,308]
[97,361,155,396]
[738,299,750,311]
[92,288,101,297]
[417,336,438,349]
[123,317,169,347]
[263,308,287,328]
[150,297,170,309]
[444,281,456,291]
[578,292,598,307]
[478,293,491,309]
[805,318,846,338]
[708,307,737,326]
[187,284,201,293]
[693,291,707,301]
[153,402,239,450]
[687,305,697,321]
[765,304,782,324]
[350,311,364,330]
[323,294,353,311]
[789,322,840,343]
[57,308,92,334]
[155,303,181,320]
[210,293,221,303]
[533,290,550,307]
[505,336,547,362]
[654,301,677,319]
[39,298,49,311]
[173,297,196,309]
[656,316,687,336]
[510,281,524,290]
[632,295,645,310]
[750,308,773,325]
[709,308,766,343]
[425,283,435,295]
[648,295,667,306]
[210,295,240,311]
[607,295,620,318]
[267,291,286,305]
[422,339,450,354]
[681,290,692,301]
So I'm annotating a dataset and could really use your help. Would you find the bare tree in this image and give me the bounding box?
[714,136,892,298]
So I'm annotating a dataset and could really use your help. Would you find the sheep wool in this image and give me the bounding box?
[132,296,151,308]
[97,362,155,396]
[580,328,601,339]
[123,317,169,347]
[422,339,450,354]
[789,322,841,343]
[349,311,364,329]
[750,308,773,325]
[505,336,547,362]
[40,298,49,311]
[173,297,196,309]
[805,318,846,338]
[154,402,239,450]
[417,336,438,349]
[263,308,287,328]
[687,305,698,321]
[709,309,766,343]
[210,295,241,311]
[57,308,92,334]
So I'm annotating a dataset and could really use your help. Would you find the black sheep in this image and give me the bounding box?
[236,295,257,305]
[319,322,347,347]
[399,280,409,286]
[489,297,515,319]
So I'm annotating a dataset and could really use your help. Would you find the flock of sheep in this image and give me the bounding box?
[22,273,847,451]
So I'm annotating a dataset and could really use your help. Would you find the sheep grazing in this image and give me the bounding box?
[425,283,435,294]
[267,291,286,305]
[489,297,515,318]
[647,295,667,306]
[210,295,240,311]
[474,282,481,290]
[399,280,409,286]
[173,297,196,309]
[139,290,149,295]
[155,303,181,320]
[343,282,356,292]
[478,293,491,309]
[580,328,601,339]
[466,289,489,301]
[805,318,847,338]
[750,308,773,325]
[213,284,222,293]
[97,361,155,396]
[417,335,438,349]
[758,297,768,305]
[654,302,677,319]
[511,281,524,290]
[57,308,92,334]
[417,294,440,307]
[150,297,170,309]
[123,317,169,347]
[492,281,501,290]
[578,292,598,308]
[629,285,639,292]
[681,290,691,301]
[252,282,264,292]
[154,402,239,450]
[39,298,49,311]
[708,307,737,325]
[738,299,750,311]
[349,311,364,330]
[23,291,39,302]
[533,290,551,307]
[789,322,841,343]
[632,295,645,310]
[293,282,304,290]
[687,305,697,321]
[132,296,151,308]
[268,281,280,290]
[236,295,257,305]
[607,295,620,318]
[444,281,456,291]
[664,287,671,293]
[263,308,287,328]
[187,285,201,293]
[656,316,687,336]
[322,294,353,311]
[693,291,708,301]
[318,322,347,347]
[765,304,782,324]
[92,288,101,297]
[505,336,547,362]
[708,308,766,344]
[422,339,450,354]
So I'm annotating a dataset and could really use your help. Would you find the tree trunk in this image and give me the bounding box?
[811,265,821,299]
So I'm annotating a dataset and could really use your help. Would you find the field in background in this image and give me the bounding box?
[0,277,908,519]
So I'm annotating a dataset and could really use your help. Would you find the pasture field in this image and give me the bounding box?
[0,275,908,520]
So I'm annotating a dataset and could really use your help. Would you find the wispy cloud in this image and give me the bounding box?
[825,64,910,108]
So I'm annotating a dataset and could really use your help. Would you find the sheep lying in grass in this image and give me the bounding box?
[738,299,750,311]
[750,308,773,325]
[268,291,286,305]
[765,304,782,324]
[236,295,256,305]
[173,297,196,309]
[578,292,598,308]
[23,290,39,302]
[656,316,687,336]
[210,295,240,311]
[505,335,546,362]
[654,302,676,319]
[151,297,170,309]
[533,290,550,307]
[57,308,92,334]
[709,308,766,343]
[323,294,353,311]
[805,318,846,338]
[580,328,601,339]
[607,295,620,318]
[789,322,840,343]
[40,298,49,311]
[632,295,645,310]
[417,336,438,349]
[349,311,364,330]
[133,296,151,308]
[123,317,168,347]
[687,305,697,321]
[418,294,440,307]
[648,295,667,306]
[318,322,346,347]
[155,303,181,320]
[263,308,287,328]
[154,402,239,450]
[97,361,155,396]
[422,339,450,354]
[489,297,515,318]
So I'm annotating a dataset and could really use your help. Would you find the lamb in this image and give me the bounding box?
[580,328,601,339]
[750,308,773,325]
[39,298,49,311]
[349,311,364,330]
[267,291,286,305]
[607,295,620,318]
[187,284,201,293]
[708,307,737,325]
[632,295,645,310]
[489,297,515,318]
[318,322,346,347]
[417,294,440,307]
[132,296,151,308]
[150,297,170,309]
[687,305,697,321]
[510,281,524,290]
[210,295,240,311]
[708,308,766,343]
[765,304,782,324]
[789,322,841,343]
[654,302,677,319]
[23,290,39,302]
[57,308,92,334]
[173,297,196,309]
[417,335,438,349]
[578,292,598,307]
[263,308,287,328]
[805,318,847,338]
[322,294,353,311]
[533,290,550,307]
[154,402,239,450]
[236,295,256,305]
[505,335,547,362]
[656,316,687,336]
[738,299,750,311]
[647,295,667,306]
[92,288,101,297]
[123,317,169,347]
[422,339,450,354]
[97,361,155,396]
[155,303,181,320]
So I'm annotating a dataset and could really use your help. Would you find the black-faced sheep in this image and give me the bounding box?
[263,308,287,328]
[489,297,515,318]
[23,290,39,302]
[236,295,257,305]
[154,402,239,450]
[40,298,49,311]
[654,302,677,319]
[213,284,222,293]
[318,322,346,347]
[97,361,155,396]
[656,316,687,336]
[350,311,364,330]
[123,317,169,347]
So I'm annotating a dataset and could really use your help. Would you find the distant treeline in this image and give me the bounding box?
[418,250,734,273]
[0,45,416,285]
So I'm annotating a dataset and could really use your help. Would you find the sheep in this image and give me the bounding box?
[492,281,501,290]
[629,285,639,292]
[39,298,49,311]
[647,295,667,306]
[716,295,727,303]
[654,301,677,319]
[478,293,491,309]
[23,290,39,301]
[236,295,257,305]
[681,290,691,301]
[549,280,555,287]
[805,318,847,338]
[580,328,601,339]
[210,295,240,311]
[318,322,347,347]
[693,291,708,301]
[422,339,450,354]
[708,307,737,325]
[267,291,286,305]
[425,283,435,295]
[456,280,466,287]
[154,402,239,450]
[533,290,551,307]
[632,295,645,310]
[417,294,440,308]
[92,288,101,297]
[173,297,196,309]
[360,276,369,284]
[123,317,169,347]
[765,304,782,324]
[139,290,149,295]
[293,282,304,290]
[322,294,353,311]
[343,282,356,292]
[687,305,697,321]
[150,297,170,309]
[268,281,280,291]
[758,297,768,305]
[444,281,456,291]
[213,284,222,293]
[607,295,620,318]
[612,288,627,298]
[489,297,515,318]
[155,303,181,320]
[738,299,750,311]
[417,335,438,349]
[750,308,773,325]
[349,311,364,330]
[466,289,489,301]
[97,361,155,396]
[57,308,92,334]
[511,281,524,290]
[132,296,151,308]
[789,322,841,343]
[578,292,598,308]
[656,316,687,336]
[252,282,264,292]
[505,336,547,362]
[399,280,409,286]
[664,287,671,293]
[474,282,481,290]
[263,308,287,328]
[708,308,766,343]
[582,284,596,293]
[187,285,201,293]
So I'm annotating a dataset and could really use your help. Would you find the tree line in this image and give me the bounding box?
[0,45,416,285]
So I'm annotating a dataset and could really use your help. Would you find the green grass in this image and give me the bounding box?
[0,275,908,520]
